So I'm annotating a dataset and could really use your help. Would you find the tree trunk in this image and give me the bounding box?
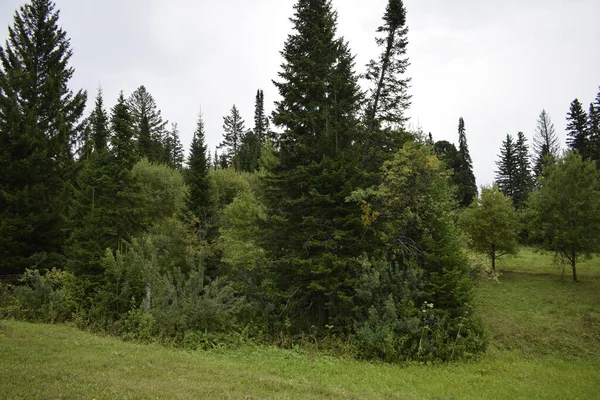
[491,255,496,272]
[145,282,152,312]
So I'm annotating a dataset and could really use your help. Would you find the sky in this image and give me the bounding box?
[1,0,599,185]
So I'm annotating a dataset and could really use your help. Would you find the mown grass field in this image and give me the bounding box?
[1,248,599,399]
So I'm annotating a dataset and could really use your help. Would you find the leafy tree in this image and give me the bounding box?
[267,0,365,331]
[460,184,519,272]
[127,85,168,163]
[528,151,600,281]
[566,98,589,159]
[513,132,534,208]
[0,0,87,273]
[455,117,477,207]
[186,112,212,223]
[533,109,560,178]
[219,105,246,169]
[495,134,517,200]
[350,142,485,360]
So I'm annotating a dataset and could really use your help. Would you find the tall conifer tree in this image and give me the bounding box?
[0,0,87,273]
[186,111,211,220]
[566,99,589,159]
[495,134,517,200]
[127,85,167,163]
[455,117,477,207]
[219,105,246,169]
[267,0,364,331]
[588,88,600,165]
[533,109,560,178]
[513,131,533,208]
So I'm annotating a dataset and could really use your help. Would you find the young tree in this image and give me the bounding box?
[455,117,477,207]
[0,0,87,273]
[219,105,246,169]
[186,111,212,221]
[513,132,533,208]
[127,85,168,163]
[528,151,600,281]
[566,98,589,159]
[533,109,560,178]
[460,185,519,272]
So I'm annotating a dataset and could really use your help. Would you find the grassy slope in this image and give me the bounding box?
[1,248,599,399]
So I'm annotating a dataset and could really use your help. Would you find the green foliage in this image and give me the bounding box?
[528,151,600,281]
[533,109,560,179]
[127,85,168,163]
[566,98,590,159]
[350,142,485,360]
[455,117,478,207]
[459,184,519,271]
[219,105,246,169]
[0,0,87,274]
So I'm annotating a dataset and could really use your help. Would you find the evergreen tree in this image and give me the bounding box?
[254,89,269,143]
[513,131,533,208]
[495,134,517,201]
[164,122,184,170]
[127,85,168,162]
[89,87,110,153]
[186,112,211,220]
[588,88,600,165]
[110,92,137,169]
[361,0,411,174]
[238,131,261,172]
[267,0,365,331]
[364,0,410,129]
[533,109,560,178]
[566,98,589,159]
[455,117,477,207]
[219,105,246,169]
[0,0,87,273]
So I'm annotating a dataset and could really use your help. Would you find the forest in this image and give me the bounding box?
[1,0,599,364]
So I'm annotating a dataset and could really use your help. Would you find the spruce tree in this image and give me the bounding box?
[566,98,589,159]
[89,87,110,153]
[164,122,184,170]
[0,0,87,273]
[495,134,517,201]
[110,92,137,170]
[588,88,600,165]
[186,112,211,220]
[127,85,168,163]
[267,0,364,331]
[513,131,533,208]
[238,131,261,172]
[254,89,269,143]
[533,109,560,178]
[219,105,246,169]
[455,117,477,207]
[362,0,411,173]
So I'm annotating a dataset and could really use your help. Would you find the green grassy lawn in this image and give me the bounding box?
[1,248,599,399]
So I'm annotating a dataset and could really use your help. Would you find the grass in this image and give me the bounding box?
[1,247,599,399]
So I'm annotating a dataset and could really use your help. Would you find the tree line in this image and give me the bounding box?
[1,0,598,362]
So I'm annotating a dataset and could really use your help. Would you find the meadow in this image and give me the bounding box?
[1,248,599,399]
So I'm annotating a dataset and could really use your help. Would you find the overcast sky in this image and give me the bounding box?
[1,0,599,185]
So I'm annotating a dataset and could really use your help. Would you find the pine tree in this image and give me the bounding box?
[0,0,87,273]
[238,131,261,172]
[186,112,211,220]
[219,105,246,169]
[513,131,533,208]
[127,85,168,163]
[566,98,589,159]
[533,109,560,178]
[495,134,517,201]
[267,0,365,331]
[455,117,477,207]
